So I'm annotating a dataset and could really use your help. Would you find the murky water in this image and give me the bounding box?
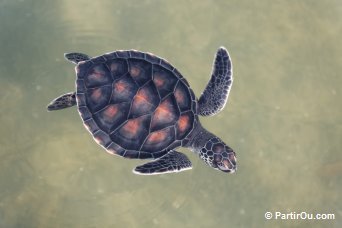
[0,0,341,227]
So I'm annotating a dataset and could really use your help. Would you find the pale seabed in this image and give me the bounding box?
[0,0,341,227]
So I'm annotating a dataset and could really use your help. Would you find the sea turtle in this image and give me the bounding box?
[47,47,236,175]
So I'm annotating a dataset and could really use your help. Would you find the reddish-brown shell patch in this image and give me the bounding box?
[152,65,178,98]
[176,111,194,139]
[128,59,152,86]
[86,86,112,112]
[129,81,159,118]
[110,115,151,150]
[84,64,112,88]
[146,129,168,144]
[107,59,128,79]
[142,127,175,152]
[90,88,102,101]
[174,82,191,112]
[103,105,118,119]
[114,81,126,93]
[111,74,138,104]
[93,103,130,133]
[153,75,164,88]
[130,66,141,77]
[151,95,179,131]
[122,118,140,136]
[177,114,189,132]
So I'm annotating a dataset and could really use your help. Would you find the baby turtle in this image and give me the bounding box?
[47,47,236,175]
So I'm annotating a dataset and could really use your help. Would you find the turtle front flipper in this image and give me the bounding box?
[64,53,90,64]
[47,92,76,111]
[133,150,192,175]
[198,47,233,116]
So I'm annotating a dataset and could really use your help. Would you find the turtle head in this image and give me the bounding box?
[200,137,237,173]
[189,127,237,173]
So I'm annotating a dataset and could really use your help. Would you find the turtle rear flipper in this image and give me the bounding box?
[64,53,90,64]
[198,47,233,116]
[47,92,76,111]
[133,150,192,175]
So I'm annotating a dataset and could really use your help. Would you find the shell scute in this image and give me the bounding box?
[106,58,128,79]
[142,127,175,152]
[93,130,112,148]
[91,56,106,64]
[176,111,195,140]
[76,61,93,79]
[116,50,130,58]
[174,81,192,112]
[153,65,178,98]
[84,64,112,88]
[123,150,140,159]
[172,68,184,79]
[76,79,85,93]
[150,95,179,131]
[128,59,152,86]
[129,81,159,118]
[86,86,112,112]
[79,106,92,120]
[129,50,145,59]
[76,93,86,106]
[93,103,130,133]
[110,115,151,151]
[111,74,138,104]
[160,59,174,71]
[145,53,160,64]
[83,118,99,134]
[106,142,125,156]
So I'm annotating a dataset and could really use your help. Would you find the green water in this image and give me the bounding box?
[0,0,341,227]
